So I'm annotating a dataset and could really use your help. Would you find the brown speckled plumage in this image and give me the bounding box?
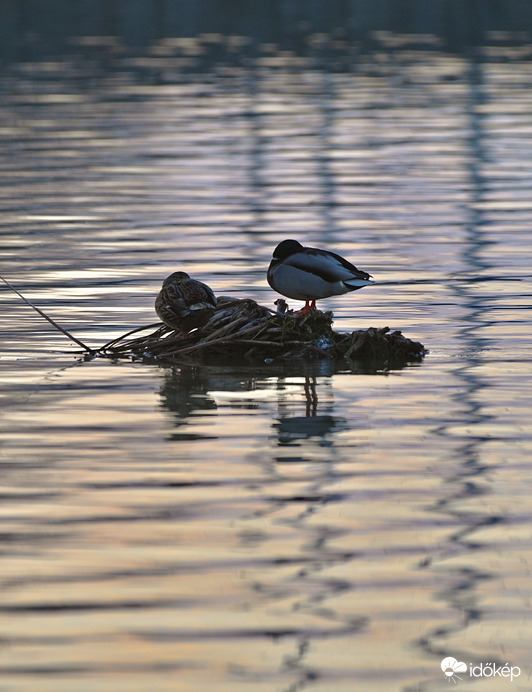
[155,271,217,333]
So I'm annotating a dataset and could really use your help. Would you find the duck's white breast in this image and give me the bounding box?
[271,263,350,300]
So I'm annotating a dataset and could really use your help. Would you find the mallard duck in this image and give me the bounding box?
[155,271,217,333]
[267,239,373,313]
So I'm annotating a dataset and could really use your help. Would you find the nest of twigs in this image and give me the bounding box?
[97,297,427,367]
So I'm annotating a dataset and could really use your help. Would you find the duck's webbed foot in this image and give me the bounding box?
[296,300,317,315]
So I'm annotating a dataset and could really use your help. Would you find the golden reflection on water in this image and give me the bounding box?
[1,32,532,692]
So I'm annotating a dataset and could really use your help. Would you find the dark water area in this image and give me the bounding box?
[2,0,532,62]
[1,3,532,691]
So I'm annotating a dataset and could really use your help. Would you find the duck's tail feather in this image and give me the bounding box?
[344,277,375,289]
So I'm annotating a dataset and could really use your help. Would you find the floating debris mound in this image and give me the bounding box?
[100,297,427,366]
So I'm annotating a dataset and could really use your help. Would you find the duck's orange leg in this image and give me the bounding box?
[296,300,317,315]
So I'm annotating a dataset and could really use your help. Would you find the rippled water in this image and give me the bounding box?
[1,33,532,692]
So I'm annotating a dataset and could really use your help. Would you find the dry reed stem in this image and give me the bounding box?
[98,297,426,365]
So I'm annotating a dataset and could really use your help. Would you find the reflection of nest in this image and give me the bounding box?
[100,297,427,366]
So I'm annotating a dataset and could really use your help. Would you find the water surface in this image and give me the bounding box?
[1,33,532,692]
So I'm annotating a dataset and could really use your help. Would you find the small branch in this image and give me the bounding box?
[99,323,165,351]
[201,315,251,342]
[1,274,94,353]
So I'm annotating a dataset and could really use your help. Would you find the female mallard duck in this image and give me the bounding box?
[267,239,373,313]
[155,271,217,333]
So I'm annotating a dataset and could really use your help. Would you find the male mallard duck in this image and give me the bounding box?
[155,271,217,333]
[267,239,373,313]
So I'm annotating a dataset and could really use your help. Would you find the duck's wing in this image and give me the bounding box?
[177,279,217,309]
[197,281,217,307]
[156,285,187,317]
[286,248,372,283]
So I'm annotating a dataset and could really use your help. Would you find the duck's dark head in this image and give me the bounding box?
[163,271,190,286]
[272,239,303,260]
